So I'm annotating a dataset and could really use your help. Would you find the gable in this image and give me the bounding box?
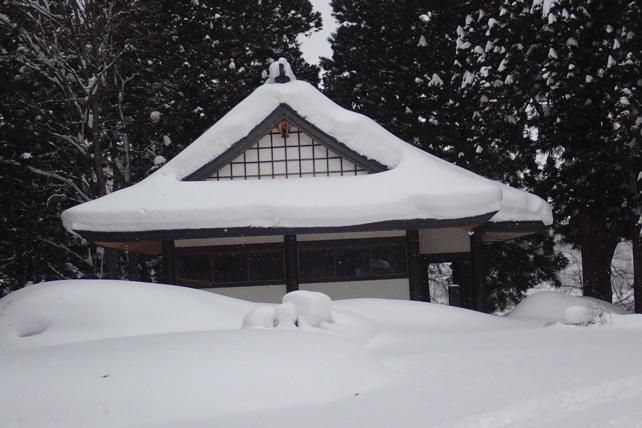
[209,124,369,180]
[184,104,387,181]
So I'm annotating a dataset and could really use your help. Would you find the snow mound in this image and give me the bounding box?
[508,291,627,325]
[283,290,333,326]
[334,298,522,331]
[0,280,254,350]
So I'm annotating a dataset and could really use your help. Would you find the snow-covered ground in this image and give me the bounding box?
[2,280,642,428]
[529,241,636,311]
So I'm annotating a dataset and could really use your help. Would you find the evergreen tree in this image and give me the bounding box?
[323,0,566,311]
[457,0,641,302]
[0,0,322,292]
[148,0,321,161]
[322,0,464,149]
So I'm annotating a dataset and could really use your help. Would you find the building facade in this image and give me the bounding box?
[62,59,552,311]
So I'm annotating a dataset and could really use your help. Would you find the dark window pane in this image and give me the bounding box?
[249,252,284,281]
[212,254,248,283]
[336,248,369,277]
[176,255,210,282]
[299,249,334,279]
[370,245,406,274]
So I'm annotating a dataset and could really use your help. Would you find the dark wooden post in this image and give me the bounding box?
[284,234,299,293]
[470,232,488,313]
[407,230,427,301]
[162,240,176,284]
[421,256,431,302]
[453,256,475,310]
[448,284,462,307]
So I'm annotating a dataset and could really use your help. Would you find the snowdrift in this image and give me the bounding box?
[508,291,629,325]
[0,280,254,349]
[2,280,642,428]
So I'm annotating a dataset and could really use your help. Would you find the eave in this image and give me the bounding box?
[74,212,497,244]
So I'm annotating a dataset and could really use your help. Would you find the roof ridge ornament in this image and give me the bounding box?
[266,58,296,84]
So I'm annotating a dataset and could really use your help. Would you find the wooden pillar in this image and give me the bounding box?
[162,240,176,284]
[448,284,462,307]
[421,256,431,302]
[470,232,488,313]
[407,230,428,301]
[454,256,475,310]
[284,234,299,293]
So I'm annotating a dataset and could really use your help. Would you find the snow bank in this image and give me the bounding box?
[0,280,254,350]
[0,281,393,428]
[508,291,627,324]
[2,280,642,428]
[333,298,526,331]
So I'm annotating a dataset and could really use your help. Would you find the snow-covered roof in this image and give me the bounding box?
[61,61,552,238]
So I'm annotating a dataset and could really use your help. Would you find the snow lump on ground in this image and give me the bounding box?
[508,290,628,325]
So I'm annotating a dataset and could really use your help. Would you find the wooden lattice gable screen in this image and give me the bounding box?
[210,125,368,180]
[184,104,387,182]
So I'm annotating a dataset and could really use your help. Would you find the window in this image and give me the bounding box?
[176,244,285,287]
[298,237,407,282]
[175,237,408,288]
[299,249,334,279]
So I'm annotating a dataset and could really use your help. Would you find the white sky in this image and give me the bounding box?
[299,0,337,65]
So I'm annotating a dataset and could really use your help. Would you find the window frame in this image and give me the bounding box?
[174,236,409,289]
[175,243,286,288]
[210,126,368,181]
[297,237,408,283]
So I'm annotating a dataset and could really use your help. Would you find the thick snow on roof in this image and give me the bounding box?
[61,72,551,234]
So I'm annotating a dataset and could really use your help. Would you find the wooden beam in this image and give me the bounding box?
[95,240,161,255]
[284,235,299,293]
[162,240,176,285]
[407,230,427,301]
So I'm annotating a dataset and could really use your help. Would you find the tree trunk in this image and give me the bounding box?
[103,248,119,279]
[128,252,140,282]
[633,226,641,314]
[578,211,618,302]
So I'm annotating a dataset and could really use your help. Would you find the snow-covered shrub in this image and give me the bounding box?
[242,291,333,329]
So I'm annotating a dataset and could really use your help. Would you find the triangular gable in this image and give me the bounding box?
[184,104,387,181]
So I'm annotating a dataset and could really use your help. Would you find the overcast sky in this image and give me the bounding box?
[299,0,337,65]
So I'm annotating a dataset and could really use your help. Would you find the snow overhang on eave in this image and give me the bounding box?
[71,212,498,243]
[60,77,555,244]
